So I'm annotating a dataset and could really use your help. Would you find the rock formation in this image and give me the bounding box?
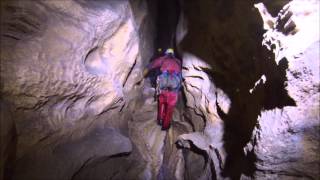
[252,1,319,179]
[1,0,153,179]
[1,0,319,180]
[176,0,319,179]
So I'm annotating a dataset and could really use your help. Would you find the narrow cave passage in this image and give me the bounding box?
[0,0,319,180]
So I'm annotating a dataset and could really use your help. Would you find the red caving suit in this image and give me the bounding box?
[148,55,182,129]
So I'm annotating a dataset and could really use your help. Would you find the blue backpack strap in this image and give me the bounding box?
[162,70,169,77]
[172,71,182,91]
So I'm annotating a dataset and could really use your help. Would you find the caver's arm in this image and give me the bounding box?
[143,57,164,76]
[148,57,164,69]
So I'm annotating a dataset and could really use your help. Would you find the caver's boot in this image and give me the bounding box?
[161,119,171,130]
[161,105,173,130]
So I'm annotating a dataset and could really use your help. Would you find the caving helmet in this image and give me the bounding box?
[165,48,174,56]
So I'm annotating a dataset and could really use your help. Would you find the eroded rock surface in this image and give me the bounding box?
[252,1,320,179]
[1,0,319,180]
[0,0,152,179]
[174,0,319,179]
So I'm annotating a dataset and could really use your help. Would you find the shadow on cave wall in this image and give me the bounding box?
[0,101,17,180]
[178,0,296,179]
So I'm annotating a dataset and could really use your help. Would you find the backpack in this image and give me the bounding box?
[157,71,182,92]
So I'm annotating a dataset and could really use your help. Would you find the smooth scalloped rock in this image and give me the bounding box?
[0,0,148,179]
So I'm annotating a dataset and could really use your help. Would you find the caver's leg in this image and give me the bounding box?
[157,93,166,125]
[162,91,178,130]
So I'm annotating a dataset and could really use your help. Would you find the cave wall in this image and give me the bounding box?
[175,0,268,179]
[252,1,320,179]
[176,0,319,179]
[0,0,155,179]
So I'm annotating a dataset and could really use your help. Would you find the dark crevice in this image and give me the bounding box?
[83,47,98,65]
[2,34,20,40]
[123,55,138,87]
[210,159,217,180]
[71,156,96,180]
[108,152,131,158]
[213,148,223,170]
[215,92,227,121]
[184,75,204,80]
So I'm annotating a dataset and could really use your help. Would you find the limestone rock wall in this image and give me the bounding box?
[252,1,320,179]
[0,0,152,179]
[174,0,319,179]
[175,0,271,179]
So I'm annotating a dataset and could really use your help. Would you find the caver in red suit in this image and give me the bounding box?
[145,48,182,130]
